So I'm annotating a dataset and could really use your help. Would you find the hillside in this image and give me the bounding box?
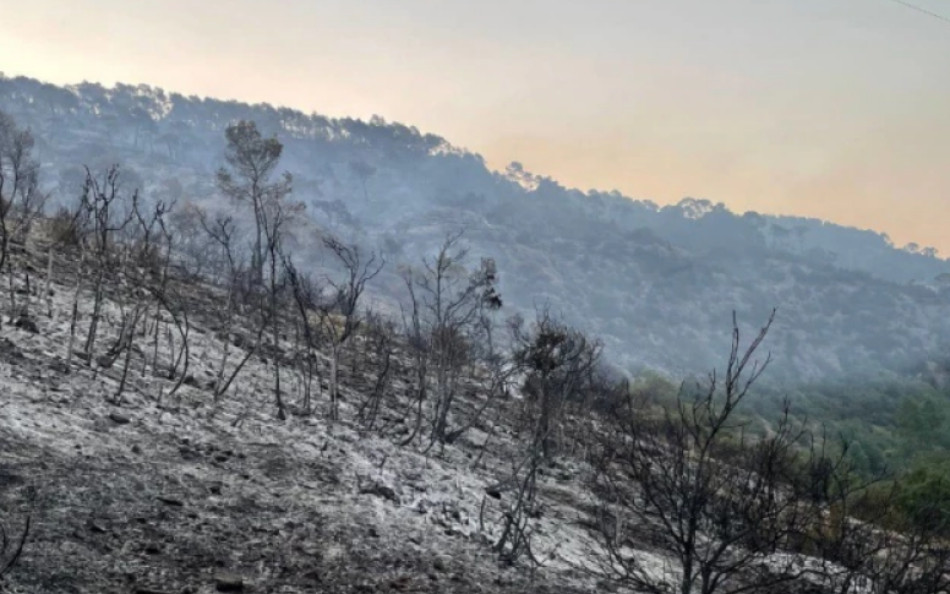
[4,87,950,593]
[0,229,597,594]
[0,221,945,594]
[2,74,949,382]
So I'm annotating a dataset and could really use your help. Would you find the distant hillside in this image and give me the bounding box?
[2,73,949,382]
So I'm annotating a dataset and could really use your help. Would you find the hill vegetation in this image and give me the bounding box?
[2,74,949,385]
[3,75,950,593]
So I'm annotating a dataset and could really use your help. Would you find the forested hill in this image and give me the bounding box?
[3,73,949,382]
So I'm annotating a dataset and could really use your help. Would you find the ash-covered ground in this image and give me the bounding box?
[0,243,604,594]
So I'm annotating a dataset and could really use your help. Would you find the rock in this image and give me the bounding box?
[157,496,184,507]
[214,572,245,592]
[179,446,200,461]
[294,541,321,556]
[0,337,25,362]
[433,556,448,572]
[14,314,38,334]
[486,487,502,500]
[109,412,131,425]
[131,444,142,455]
[389,576,411,591]
[359,483,401,505]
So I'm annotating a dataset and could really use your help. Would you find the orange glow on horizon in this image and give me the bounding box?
[2,0,949,255]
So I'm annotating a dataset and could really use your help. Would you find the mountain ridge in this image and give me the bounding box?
[2,73,948,382]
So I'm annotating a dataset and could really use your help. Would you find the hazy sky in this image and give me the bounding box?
[2,0,949,253]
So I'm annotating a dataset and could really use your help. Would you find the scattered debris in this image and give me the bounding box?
[359,482,401,505]
[108,411,131,425]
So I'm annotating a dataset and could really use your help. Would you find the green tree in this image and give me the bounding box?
[898,462,950,535]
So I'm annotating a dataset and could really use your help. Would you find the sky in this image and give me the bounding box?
[2,0,949,253]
